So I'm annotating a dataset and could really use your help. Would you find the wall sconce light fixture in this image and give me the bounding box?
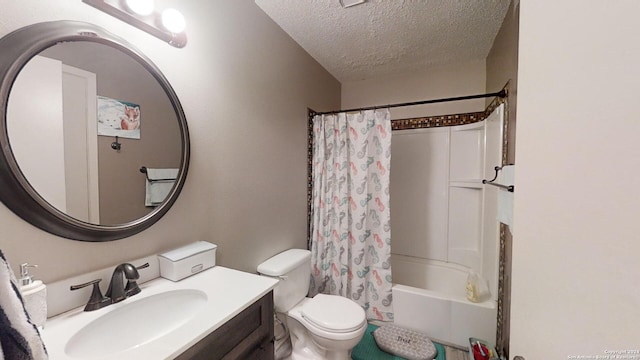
[82,0,187,48]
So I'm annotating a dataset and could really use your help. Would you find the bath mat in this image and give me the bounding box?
[351,324,445,360]
[373,324,437,360]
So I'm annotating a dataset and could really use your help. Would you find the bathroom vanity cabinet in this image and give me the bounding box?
[176,291,274,360]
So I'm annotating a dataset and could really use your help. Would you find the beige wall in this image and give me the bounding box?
[0,0,340,281]
[511,0,640,357]
[485,0,519,356]
[341,59,487,119]
[486,0,519,166]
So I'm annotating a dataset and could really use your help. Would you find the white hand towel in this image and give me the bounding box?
[0,250,48,360]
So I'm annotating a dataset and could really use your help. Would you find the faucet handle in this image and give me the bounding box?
[124,262,150,297]
[136,262,150,271]
[70,279,111,311]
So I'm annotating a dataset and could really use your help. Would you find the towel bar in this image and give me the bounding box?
[482,180,514,192]
[482,166,515,193]
[140,166,176,182]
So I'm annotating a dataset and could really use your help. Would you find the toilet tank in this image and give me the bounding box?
[257,249,311,312]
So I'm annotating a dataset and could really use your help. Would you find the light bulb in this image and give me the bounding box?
[161,8,186,33]
[125,0,154,16]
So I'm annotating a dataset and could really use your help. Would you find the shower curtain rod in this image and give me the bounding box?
[309,89,506,117]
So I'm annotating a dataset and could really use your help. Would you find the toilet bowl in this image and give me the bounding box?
[257,249,367,360]
[286,296,366,360]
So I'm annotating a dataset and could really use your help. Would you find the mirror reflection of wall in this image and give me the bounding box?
[8,56,69,215]
[7,41,182,226]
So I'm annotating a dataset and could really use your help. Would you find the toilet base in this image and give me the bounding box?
[274,313,292,360]
[284,304,365,360]
[288,323,355,360]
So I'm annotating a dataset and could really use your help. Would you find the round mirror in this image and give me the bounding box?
[0,21,190,241]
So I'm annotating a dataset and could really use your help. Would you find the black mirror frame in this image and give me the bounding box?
[0,21,190,241]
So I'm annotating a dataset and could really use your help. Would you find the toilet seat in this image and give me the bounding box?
[301,294,366,333]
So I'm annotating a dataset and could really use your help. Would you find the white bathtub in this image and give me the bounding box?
[391,255,497,348]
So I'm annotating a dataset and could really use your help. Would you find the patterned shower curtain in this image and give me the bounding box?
[309,109,393,322]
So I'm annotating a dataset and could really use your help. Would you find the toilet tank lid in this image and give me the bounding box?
[257,249,311,276]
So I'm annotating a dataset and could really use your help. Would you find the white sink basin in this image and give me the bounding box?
[64,289,207,358]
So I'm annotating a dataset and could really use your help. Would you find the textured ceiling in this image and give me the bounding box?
[255,0,511,82]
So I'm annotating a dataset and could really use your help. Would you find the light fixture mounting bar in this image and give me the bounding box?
[82,0,186,48]
[340,0,366,8]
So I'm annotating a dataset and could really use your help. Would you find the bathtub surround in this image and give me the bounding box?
[385,101,506,348]
[385,90,512,353]
[392,104,504,278]
[309,109,393,322]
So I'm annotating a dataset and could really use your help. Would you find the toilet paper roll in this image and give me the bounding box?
[23,285,47,329]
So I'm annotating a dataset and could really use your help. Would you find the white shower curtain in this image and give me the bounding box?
[309,109,393,322]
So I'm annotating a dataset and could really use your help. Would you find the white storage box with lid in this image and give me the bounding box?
[158,241,217,281]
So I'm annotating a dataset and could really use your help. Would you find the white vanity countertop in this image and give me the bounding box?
[41,266,278,359]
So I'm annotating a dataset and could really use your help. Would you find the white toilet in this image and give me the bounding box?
[257,249,367,360]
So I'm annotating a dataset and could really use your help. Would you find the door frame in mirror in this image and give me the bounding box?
[0,21,190,241]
